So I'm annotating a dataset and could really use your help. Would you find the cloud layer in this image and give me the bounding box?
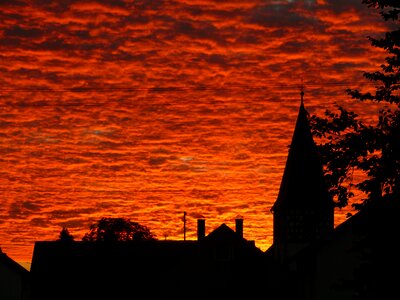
[0,0,391,265]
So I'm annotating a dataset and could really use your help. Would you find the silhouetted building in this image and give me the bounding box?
[287,199,400,300]
[28,92,399,300]
[269,92,400,300]
[271,92,334,263]
[30,218,268,300]
[0,249,30,300]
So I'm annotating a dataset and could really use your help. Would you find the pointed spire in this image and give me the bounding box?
[272,90,331,210]
[271,90,334,261]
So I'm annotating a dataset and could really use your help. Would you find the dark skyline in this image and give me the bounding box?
[0,0,389,268]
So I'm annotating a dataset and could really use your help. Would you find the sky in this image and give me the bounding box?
[0,0,391,269]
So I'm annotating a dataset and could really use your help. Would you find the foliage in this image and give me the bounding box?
[82,217,157,242]
[58,227,74,242]
[310,0,400,210]
[311,5,399,297]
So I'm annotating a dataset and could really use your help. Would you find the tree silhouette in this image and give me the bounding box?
[82,217,157,242]
[57,227,74,242]
[310,0,399,210]
[311,3,399,296]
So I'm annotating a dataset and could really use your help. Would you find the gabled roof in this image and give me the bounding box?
[334,200,400,239]
[272,99,332,211]
[206,223,239,241]
[0,250,29,275]
[205,223,264,257]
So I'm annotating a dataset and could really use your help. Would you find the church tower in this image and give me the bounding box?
[271,90,334,262]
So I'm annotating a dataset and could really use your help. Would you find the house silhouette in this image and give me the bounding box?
[0,248,30,300]
[24,92,400,300]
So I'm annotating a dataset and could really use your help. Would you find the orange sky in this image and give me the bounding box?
[0,0,390,269]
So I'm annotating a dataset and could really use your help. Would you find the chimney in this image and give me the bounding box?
[235,216,243,238]
[197,218,205,241]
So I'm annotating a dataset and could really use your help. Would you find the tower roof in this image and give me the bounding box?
[272,95,332,211]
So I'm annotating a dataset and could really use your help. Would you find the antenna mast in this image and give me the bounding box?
[300,78,304,104]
